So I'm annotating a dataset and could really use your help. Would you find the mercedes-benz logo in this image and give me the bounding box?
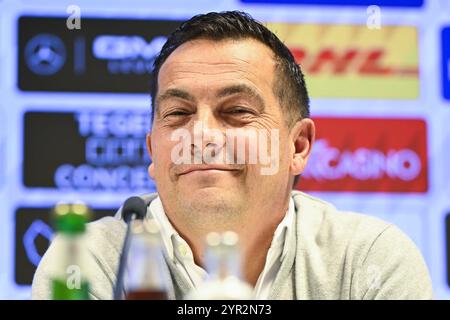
[24,34,66,75]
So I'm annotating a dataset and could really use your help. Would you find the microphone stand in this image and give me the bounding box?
[113,197,147,300]
[113,214,136,300]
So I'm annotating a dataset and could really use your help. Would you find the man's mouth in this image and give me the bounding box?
[176,164,242,176]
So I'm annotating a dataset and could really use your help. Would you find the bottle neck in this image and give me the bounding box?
[205,242,243,281]
[51,232,90,300]
[185,232,254,300]
[51,204,90,300]
[53,232,87,276]
[53,209,89,275]
[125,220,171,299]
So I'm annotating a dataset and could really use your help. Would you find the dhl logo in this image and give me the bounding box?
[267,23,419,99]
[290,47,418,76]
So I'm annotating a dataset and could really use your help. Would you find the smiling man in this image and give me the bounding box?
[32,11,433,300]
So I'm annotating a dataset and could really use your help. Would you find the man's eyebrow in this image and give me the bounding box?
[156,88,196,105]
[216,84,266,110]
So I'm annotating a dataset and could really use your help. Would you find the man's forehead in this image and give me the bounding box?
[157,38,276,93]
[159,38,275,78]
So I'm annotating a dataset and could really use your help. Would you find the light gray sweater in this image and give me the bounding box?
[31,191,433,300]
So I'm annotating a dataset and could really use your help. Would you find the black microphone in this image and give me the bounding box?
[122,196,147,223]
[113,196,147,300]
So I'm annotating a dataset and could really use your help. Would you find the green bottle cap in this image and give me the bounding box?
[53,202,90,235]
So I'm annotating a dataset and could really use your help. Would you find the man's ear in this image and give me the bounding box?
[290,118,315,176]
[146,133,155,179]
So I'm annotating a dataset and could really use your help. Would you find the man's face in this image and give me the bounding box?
[147,38,300,226]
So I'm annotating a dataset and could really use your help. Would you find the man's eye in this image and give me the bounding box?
[227,108,253,115]
[166,110,190,117]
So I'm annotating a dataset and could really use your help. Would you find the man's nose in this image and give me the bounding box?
[195,108,220,130]
[190,109,225,160]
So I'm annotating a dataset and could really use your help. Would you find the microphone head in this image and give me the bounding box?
[121,196,147,222]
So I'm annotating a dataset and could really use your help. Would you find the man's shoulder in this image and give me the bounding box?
[291,190,397,267]
[84,193,159,260]
[291,190,392,241]
[86,216,127,253]
[290,191,432,299]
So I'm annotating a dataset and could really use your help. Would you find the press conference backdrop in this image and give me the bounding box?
[0,0,449,299]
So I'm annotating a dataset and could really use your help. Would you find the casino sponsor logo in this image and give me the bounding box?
[266,23,419,99]
[18,17,181,92]
[240,0,423,7]
[23,110,155,191]
[296,117,428,192]
[442,27,450,101]
[15,207,114,285]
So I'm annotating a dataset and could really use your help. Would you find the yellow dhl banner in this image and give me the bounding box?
[266,23,419,99]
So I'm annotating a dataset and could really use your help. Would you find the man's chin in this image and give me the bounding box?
[168,185,247,226]
[185,185,230,197]
[178,185,235,206]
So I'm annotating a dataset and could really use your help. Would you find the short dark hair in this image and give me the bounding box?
[150,10,310,126]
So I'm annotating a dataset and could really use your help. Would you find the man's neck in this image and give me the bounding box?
[166,199,290,286]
